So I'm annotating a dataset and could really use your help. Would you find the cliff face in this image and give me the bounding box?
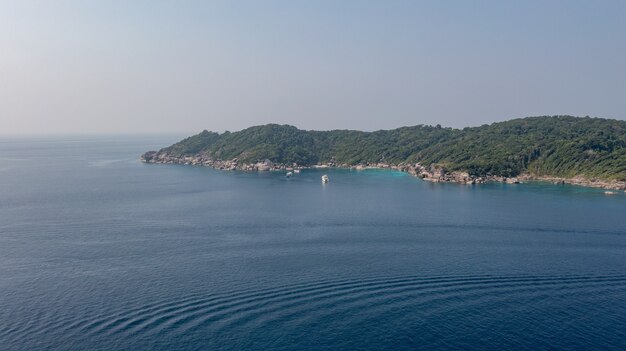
[142,116,626,187]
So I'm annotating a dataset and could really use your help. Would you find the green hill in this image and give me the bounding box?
[147,116,626,181]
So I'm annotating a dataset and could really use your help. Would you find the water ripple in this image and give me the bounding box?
[4,272,625,347]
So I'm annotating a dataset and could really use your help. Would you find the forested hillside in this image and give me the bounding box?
[151,116,626,180]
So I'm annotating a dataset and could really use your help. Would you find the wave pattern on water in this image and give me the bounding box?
[4,273,626,349]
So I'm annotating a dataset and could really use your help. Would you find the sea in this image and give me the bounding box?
[1,136,625,350]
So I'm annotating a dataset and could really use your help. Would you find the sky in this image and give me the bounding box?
[1,0,626,135]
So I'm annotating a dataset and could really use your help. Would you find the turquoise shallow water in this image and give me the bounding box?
[0,136,625,350]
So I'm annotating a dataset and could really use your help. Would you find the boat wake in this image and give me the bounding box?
[3,273,626,349]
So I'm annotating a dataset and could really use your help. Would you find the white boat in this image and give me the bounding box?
[321,174,329,183]
[286,172,293,178]
[294,169,301,174]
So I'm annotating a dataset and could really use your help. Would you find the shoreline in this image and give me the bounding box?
[140,151,626,192]
[517,175,626,192]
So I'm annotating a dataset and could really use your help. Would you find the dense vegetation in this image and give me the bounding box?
[158,116,626,180]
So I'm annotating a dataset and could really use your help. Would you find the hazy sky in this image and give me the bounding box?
[1,0,625,134]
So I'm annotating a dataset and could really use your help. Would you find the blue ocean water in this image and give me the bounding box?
[0,136,625,350]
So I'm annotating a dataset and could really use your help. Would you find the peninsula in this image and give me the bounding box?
[142,116,626,190]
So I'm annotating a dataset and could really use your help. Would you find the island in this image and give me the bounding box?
[142,116,626,190]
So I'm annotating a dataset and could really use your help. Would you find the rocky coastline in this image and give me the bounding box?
[141,151,626,191]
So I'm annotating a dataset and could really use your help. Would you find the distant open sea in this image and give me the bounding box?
[0,136,625,350]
